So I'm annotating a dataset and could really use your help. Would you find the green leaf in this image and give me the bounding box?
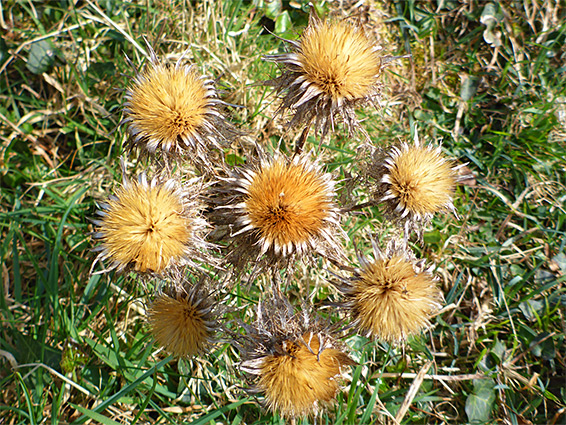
[465,379,496,423]
[275,11,291,35]
[263,0,281,20]
[552,253,566,274]
[530,332,555,360]
[519,299,544,321]
[460,75,480,101]
[71,404,122,425]
[490,339,506,363]
[27,39,57,74]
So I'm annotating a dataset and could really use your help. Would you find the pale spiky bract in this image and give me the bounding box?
[239,293,354,419]
[335,240,442,343]
[123,45,235,167]
[147,280,218,357]
[264,16,384,138]
[214,150,345,268]
[369,138,458,231]
[92,173,210,275]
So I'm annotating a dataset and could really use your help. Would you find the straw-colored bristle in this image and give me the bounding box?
[347,254,441,342]
[92,175,210,274]
[148,285,216,357]
[258,332,353,418]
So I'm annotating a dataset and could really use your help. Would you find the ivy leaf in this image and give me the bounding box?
[519,299,544,321]
[530,332,555,361]
[460,75,480,101]
[465,379,496,423]
[275,11,292,36]
[263,0,281,20]
[27,39,58,74]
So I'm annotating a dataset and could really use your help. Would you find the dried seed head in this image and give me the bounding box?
[257,331,352,418]
[238,294,353,419]
[213,150,346,271]
[147,280,219,357]
[123,45,236,168]
[264,16,385,138]
[368,138,459,233]
[335,240,442,343]
[92,172,211,275]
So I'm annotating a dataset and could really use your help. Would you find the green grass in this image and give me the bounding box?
[1,0,565,424]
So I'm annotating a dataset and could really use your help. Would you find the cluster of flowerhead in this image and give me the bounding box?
[90,14,463,422]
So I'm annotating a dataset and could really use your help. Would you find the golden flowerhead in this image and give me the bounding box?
[264,16,385,138]
[369,137,459,232]
[147,277,219,357]
[123,45,236,167]
[212,149,346,270]
[238,293,354,419]
[92,170,211,275]
[334,239,442,343]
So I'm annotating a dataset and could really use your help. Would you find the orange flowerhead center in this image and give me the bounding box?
[244,160,331,250]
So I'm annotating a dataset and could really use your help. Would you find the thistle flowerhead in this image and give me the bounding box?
[334,239,442,343]
[212,149,345,271]
[92,170,211,275]
[368,137,459,234]
[264,16,385,139]
[238,293,354,419]
[147,278,219,357]
[123,44,236,169]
